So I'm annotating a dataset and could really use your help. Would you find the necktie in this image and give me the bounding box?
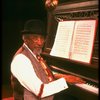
[37,55,54,82]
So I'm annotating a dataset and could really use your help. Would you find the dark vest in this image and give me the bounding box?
[11,45,55,100]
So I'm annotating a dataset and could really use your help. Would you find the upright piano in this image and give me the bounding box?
[41,0,99,100]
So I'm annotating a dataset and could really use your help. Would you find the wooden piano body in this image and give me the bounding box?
[41,0,99,100]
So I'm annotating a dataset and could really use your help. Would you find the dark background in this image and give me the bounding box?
[2,0,47,85]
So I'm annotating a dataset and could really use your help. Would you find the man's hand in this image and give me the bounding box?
[54,73,86,84]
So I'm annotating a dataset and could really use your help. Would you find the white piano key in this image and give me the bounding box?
[75,83,98,95]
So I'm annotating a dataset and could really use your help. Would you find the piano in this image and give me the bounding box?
[41,0,99,100]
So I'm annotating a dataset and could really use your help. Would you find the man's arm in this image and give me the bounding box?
[11,54,68,98]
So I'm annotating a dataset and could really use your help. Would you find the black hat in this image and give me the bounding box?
[21,19,46,36]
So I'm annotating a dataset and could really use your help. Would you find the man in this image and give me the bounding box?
[10,19,68,100]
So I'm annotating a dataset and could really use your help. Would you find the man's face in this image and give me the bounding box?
[28,34,45,55]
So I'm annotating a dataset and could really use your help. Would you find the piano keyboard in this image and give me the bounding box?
[51,65,98,95]
[52,71,98,95]
[75,83,98,95]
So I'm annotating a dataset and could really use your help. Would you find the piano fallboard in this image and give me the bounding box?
[41,53,98,82]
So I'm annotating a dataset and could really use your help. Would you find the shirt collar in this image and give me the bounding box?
[23,43,39,61]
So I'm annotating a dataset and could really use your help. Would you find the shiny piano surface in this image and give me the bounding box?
[42,0,99,100]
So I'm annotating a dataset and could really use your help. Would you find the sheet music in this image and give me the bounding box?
[50,20,97,63]
[70,20,97,63]
[50,21,75,58]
